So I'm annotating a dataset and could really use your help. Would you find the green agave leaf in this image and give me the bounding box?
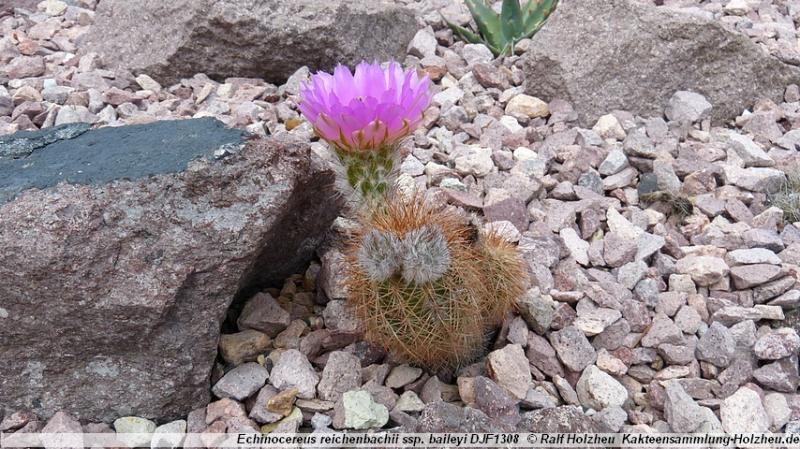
[522,0,558,35]
[521,0,541,18]
[465,0,504,52]
[501,0,524,39]
[488,42,506,57]
[443,16,483,44]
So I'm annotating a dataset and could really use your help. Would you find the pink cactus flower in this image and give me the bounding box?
[299,61,431,153]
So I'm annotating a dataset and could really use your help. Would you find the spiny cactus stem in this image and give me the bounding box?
[335,145,397,205]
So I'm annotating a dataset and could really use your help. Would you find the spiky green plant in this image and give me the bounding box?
[333,145,400,207]
[769,171,800,223]
[345,194,528,370]
[444,0,558,56]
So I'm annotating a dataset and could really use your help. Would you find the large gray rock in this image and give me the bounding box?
[81,0,419,84]
[0,119,339,422]
[522,0,800,126]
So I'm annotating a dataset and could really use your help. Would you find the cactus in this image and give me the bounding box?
[345,194,528,370]
[333,145,401,207]
[444,0,559,56]
[300,61,529,369]
[475,231,528,326]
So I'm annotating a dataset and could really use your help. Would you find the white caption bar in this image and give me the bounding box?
[2,432,800,448]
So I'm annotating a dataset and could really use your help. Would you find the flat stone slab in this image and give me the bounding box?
[0,118,244,204]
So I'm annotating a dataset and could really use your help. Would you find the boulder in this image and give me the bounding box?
[81,0,419,84]
[522,0,800,125]
[0,119,339,422]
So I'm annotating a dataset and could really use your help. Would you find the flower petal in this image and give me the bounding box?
[298,61,431,152]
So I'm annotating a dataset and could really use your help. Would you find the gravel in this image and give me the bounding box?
[3,0,800,437]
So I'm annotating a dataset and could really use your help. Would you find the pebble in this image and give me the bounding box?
[41,411,82,449]
[730,264,784,289]
[675,256,729,287]
[753,358,800,392]
[340,390,389,430]
[5,56,45,79]
[248,386,283,424]
[151,420,187,449]
[726,131,773,167]
[407,28,437,59]
[663,381,706,432]
[269,349,320,399]
[720,387,770,433]
[726,248,782,266]
[763,392,791,430]
[486,344,532,400]
[664,91,712,123]
[674,305,702,334]
[42,0,68,16]
[723,166,785,193]
[461,44,494,66]
[453,145,493,177]
[385,365,423,389]
[267,388,298,417]
[218,330,270,366]
[593,114,627,140]
[113,417,156,447]
[753,328,800,360]
[559,228,589,266]
[505,94,549,120]
[696,321,736,368]
[431,86,464,107]
[574,306,621,336]
[55,105,97,126]
[598,149,629,176]
[237,292,290,337]
[548,326,597,372]
[211,362,269,401]
[724,0,750,15]
[135,74,162,93]
[641,313,684,348]
[576,365,628,410]
[394,390,426,413]
[316,351,361,402]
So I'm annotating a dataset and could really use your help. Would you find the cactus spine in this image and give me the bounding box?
[334,145,400,208]
[345,194,528,370]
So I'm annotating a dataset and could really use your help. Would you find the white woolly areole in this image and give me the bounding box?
[357,229,403,282]
[399,225,451,284]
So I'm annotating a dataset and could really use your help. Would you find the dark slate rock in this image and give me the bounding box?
[0,118,244,204]
[0,123,90,159]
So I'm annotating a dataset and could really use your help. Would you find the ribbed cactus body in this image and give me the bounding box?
[335,146,399,206]
[476,232,528,326]
[345,194,528,370]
